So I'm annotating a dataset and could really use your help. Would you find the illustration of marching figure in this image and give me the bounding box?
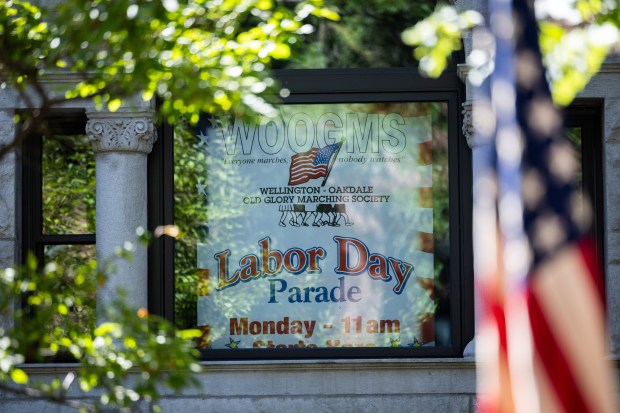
[278,138,353,227]
[279,203,353,227]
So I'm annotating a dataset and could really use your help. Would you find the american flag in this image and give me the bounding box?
[288,142,342,186]
[474,0,617,412]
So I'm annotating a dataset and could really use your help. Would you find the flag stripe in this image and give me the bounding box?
[531,246,616,413]
[527,289,591,413]
[289,168,328,185]
[532,356,563,413]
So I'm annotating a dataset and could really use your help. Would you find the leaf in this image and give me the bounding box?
[11,369,29,384]
[94,322,120,337]
[270,43,291,59]
[58,304,69,315]
[142,90,154,102]
[178,329,202,339]
[107,99,122,112]
[314,8,340,21]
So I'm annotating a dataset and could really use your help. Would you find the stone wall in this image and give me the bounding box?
[0,359,477,413]
[0,109,15,330]
[0,110,14,267]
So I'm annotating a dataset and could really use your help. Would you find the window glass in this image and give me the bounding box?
[21,116,97,362]
[281,1,436,69]
[174,101,452,351]
[43,244,97,336]
[566,126,588,227]
[42,134,96,235]
[566,127,583,190]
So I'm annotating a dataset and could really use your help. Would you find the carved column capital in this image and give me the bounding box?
[85,109,157,154]
[462,101,475,148]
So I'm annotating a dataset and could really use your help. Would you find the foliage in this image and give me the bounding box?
[537,0,619,105]
[284,0,437,69]
[402,1,620,106]
[0,249,201,412]
[173,124,207,329]
[0,0,339,126]
[401,5,482,77]
[42,133,96,235]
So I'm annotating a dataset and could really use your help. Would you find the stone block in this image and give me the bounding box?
[607,264,620,355]
[0,240,14,269]
[157,395,475,413]
[0,109,16,240]
[607,232,620,265]
[605,99,620,143]
[186,360,476,398]
[0,155,15,240]
[0,109,15,145]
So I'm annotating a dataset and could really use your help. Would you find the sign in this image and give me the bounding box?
[195,102,442,349]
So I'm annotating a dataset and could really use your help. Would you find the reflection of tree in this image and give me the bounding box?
[41,133,97,335]
[174,123,260,330]
[566,127,583,190]
[430,103,452,346]
[370,101,451,346]
[174,125,208,329]
[43,245,97,338]
[281,0,436,69]
[174,101,453,348]
[42,134,96,234]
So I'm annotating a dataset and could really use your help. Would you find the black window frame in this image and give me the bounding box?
[18,110,96,361]
[148,67,475,359]
[564,100,606,288]
[19,111,96,269]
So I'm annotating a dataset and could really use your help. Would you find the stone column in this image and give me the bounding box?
[85,109,156,321]
[461,100,475,149]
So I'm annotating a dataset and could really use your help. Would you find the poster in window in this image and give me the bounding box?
[195,102,445,350]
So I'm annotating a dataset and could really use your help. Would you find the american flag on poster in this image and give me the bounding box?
[474,0,617,412]
[288,142,342,186]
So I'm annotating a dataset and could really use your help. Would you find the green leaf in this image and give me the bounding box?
[11,369,29,384]
[179,329,202,339]
[58,303,69,315]
[270,43,291,59]
[94,322,120,337]
[107,99,122,112]
[314,8,340,21]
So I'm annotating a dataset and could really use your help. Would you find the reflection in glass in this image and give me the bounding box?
[43,244,96,337]
[566,127,587,226]
[281,2,436,69]
[566,127,583,191]
[174,102,451,350]
[42,134,96,235]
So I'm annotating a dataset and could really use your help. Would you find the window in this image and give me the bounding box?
[20,113,97,337]
[564,101,605,279]
[150,68,474,359]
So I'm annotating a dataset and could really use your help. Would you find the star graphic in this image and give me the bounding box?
[407,337,425,347]
[225,337,241,349]
[389,336,401,347]
[196,183,207,196]
[196,130,209,146]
